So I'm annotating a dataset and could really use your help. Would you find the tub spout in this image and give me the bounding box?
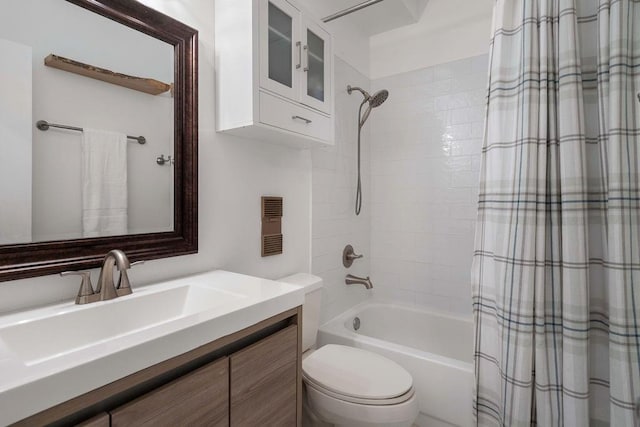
[345,274,373,289]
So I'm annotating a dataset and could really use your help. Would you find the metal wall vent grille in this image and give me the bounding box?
[262,234,283,257]
[262,197,283,218]
[261,196,283,257]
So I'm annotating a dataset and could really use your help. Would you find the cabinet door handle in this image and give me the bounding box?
[303,44,309,72]
[296,41,302,69]
[292,115,312,124]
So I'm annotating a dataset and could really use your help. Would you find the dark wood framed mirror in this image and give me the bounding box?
[0,0,198,282]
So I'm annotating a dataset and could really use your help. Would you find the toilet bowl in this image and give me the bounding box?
[279,274,418,427]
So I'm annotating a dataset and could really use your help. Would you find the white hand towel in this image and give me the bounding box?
[81,129,128,238]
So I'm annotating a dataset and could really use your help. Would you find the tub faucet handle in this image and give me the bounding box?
[343,245,364,268]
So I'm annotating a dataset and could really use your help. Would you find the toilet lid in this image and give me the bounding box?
[302,345,413,400]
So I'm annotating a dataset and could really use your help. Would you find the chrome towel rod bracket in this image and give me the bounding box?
[36,120,146,144]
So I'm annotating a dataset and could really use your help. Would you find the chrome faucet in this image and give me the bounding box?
[61,250,142,304]
[345,274,373,289]
[96,249,131,301]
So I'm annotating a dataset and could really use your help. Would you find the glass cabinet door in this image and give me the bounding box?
[260,0,300,100]
[300,19,331,114]
[306,30,324,101]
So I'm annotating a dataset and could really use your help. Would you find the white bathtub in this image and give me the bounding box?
[317,301,474,427]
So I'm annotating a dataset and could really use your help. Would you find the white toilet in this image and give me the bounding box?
[280,274,419,427]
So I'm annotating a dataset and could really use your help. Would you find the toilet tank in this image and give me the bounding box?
[279,273,323,352]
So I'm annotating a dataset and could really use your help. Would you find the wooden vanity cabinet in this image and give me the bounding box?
[110,326,298,427]
[110,357,229,427]
[76,413,109,427]
[230,326,298,425]
[14,308,302,427]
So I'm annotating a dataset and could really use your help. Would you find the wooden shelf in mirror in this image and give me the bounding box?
[44,54,172,96]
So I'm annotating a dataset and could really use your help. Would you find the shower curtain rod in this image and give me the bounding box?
[322,0,385,23]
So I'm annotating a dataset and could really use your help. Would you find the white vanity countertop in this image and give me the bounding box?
[0,270,304,425]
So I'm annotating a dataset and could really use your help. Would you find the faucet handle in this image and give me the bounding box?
[60,271,96,304]
[343,245,364,268]
[116,260,144,297]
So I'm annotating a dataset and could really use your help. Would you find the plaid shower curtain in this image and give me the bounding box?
[471,0,639,425]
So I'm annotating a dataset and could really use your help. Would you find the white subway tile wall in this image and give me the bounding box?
[311,57,372,324]
[370,55,488,316]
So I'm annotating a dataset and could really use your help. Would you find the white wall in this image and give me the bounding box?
[0,0,313,314]
[370,55,488,316]
[0,39,32,245]
[370,0,493,79]
[365,1,493,316]
[311,58,371,323]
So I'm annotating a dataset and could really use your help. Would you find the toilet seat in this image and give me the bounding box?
[302,344,414,402]
[304,373,416,405]
[304,375,419,427]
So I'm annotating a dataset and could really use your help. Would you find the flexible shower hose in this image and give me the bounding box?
[355,101,366,215]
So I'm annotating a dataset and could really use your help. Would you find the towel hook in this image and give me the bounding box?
[156,154,174,166]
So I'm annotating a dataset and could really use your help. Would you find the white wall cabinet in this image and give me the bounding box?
[215,0,334,146]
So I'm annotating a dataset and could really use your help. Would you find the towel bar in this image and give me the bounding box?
[36,120,146,144]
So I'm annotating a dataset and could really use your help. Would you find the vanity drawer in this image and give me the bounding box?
[260,91,331,142]
[110,357,229,427]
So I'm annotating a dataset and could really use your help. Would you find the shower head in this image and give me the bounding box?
[359,89,389,126]
[347,85,389,127]
[369,89,389,108]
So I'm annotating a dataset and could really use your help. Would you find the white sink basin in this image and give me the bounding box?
[0,284,245,366]
[0,270,305,426]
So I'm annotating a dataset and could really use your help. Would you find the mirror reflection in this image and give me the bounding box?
[0,0,175,245]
